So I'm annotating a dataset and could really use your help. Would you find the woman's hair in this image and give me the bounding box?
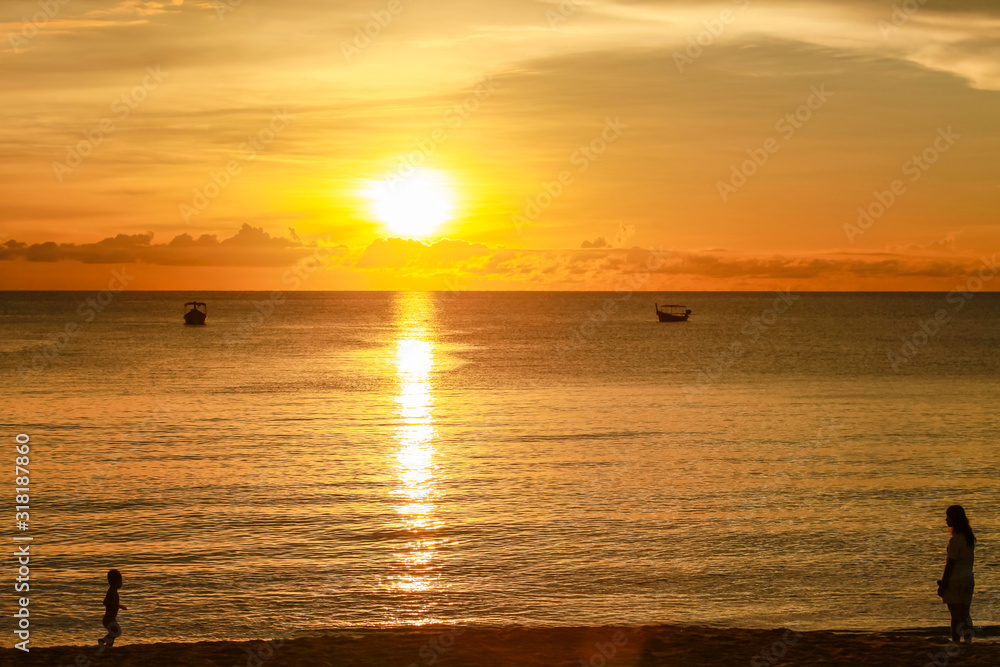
[107,569,123,587]
[947,505,976,547]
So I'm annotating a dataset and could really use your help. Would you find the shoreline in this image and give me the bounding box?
[6,624,1000,666]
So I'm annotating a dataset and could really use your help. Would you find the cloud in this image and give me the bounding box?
[581,236,611,248]
[0,224,346,267]
[355,237,492,269]
[2,227,994,290]
[581,226,636,248]
[887,232,961,254]
[590,0,1000,90]
[354,239,998,286]
[96,0,185,17]
[460,245,997,286]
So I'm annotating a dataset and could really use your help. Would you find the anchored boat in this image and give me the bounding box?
[655,303,691,322]
[183,301,207,325]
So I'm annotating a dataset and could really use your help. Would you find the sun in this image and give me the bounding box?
[364,168,455,237]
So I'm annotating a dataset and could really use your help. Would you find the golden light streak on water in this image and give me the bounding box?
[391,295,441,594]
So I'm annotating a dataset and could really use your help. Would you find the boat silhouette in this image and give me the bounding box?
[183,301,207,325]
[655,303,691,322]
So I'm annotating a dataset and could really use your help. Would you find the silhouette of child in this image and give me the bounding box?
[98,569,127,648]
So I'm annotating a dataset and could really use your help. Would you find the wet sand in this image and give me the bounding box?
[6,625,999,667]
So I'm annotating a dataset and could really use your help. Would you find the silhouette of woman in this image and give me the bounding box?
[938,505,976,644]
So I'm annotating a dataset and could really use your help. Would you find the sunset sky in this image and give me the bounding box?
[1,0,997,290]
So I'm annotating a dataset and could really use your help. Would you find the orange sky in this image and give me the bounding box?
[1,0,998,290]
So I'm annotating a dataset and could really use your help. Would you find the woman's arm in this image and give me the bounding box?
[942,557,956,584]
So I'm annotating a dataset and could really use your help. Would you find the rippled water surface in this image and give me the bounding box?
[2,291,999,646]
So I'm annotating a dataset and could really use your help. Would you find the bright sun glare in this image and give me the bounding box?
[364,168,455,237]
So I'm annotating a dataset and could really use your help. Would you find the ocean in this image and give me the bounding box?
[2,291,998,647]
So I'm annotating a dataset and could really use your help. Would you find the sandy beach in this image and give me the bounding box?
[6,625,999,667]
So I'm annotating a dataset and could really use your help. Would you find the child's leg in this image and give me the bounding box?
[101,620,122,647]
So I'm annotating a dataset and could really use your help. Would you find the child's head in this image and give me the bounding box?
[107,569,123,588]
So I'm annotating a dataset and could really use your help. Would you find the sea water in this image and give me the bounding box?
[1,291,998,646]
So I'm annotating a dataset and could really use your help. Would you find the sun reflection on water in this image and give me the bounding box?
[391,296,442,595]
